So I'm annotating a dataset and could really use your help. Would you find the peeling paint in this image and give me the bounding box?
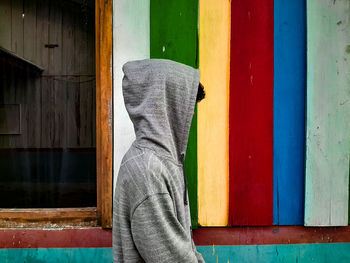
[346,45,350,54]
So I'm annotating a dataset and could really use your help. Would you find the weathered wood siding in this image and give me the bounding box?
[229,0,274,226]
[112,0,150,195]
[273,0,306,225]
[0,0,95,149]
[198,0,230,226]
[305,0,350,226]
[150,0,199,228]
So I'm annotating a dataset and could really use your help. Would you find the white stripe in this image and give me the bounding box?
[113,0,150,196]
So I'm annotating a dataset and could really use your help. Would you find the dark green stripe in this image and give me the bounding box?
[150,0,199,228]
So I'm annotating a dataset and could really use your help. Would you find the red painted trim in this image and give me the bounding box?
[0,228,112,248]
[193,227,350,246]
[229,0,274,225]
[1,227,349,248]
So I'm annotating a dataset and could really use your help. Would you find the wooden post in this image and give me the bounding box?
[305,0,350,226]
[95,0,113,228]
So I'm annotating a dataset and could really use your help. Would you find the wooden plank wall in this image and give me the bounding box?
[0,0,12,50]
[229,0,274,226]
[305,0,350,226]
[273,0,306,225]
[112,0,150,196]
[198,0,230,226]
[0,0,95,149]
[150,0,199,228]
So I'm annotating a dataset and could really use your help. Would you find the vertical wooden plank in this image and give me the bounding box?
[66,78,80,148]
[41,77,54,148]
[27,76,41,148]
[1,62,16,148]
[73,8,81,76]
[53,79,66,148]
[151,0,199,228]
[0,59,5,147]
[79,76,93,147]
[62,7,75,76]
[78,8,89,75]
[88,7,95,76]
[92,78,96,148]
[0,0,12,50]
[48,0,62,75]
[8,64,17,148]
[197,0,230,226]
[273,0,306,225]
[3,64,16,104]
[35,0,49,72]
[95,0,101,225]
[96,0,113,228]
[11,0,24,56]
[13,69,26,148]
[113,0,150,197]
[23,0,37,62]
[229,0,274,226]
[0,59,11,147]
[305,0,350,226]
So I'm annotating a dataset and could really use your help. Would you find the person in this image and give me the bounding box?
[113,59,206,263]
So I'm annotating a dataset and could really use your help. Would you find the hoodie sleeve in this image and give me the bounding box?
[191,238,205,263]
[131,193,203,263]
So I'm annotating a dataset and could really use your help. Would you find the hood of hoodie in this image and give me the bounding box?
[122,59,200,163]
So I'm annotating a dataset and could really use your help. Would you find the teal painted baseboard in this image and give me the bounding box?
[197,243,350,263]
[1,244,350,262]
[0,248,112,263]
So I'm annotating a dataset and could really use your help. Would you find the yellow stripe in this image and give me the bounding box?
[198,0,230,226]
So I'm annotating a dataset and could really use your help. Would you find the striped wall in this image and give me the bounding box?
[113,0,150,194]
[112,0,350,227]
[198,0,230,226]
[150,0,199,228]
[1,228,350,262]
[229,0,274,226]
[273,0,306,225]
[305,0,350,226]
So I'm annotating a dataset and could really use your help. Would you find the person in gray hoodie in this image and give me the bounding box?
[113,59,205,262]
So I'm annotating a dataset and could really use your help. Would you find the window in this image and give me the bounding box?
[0,0,112,228]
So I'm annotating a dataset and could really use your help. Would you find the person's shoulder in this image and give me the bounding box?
[120,146,147,168]
[119,146,161,175]
[117,146,168,199]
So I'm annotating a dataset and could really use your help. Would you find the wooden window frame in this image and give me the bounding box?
[0,0,113,229]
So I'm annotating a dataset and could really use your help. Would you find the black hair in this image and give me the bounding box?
[196,82,206,103]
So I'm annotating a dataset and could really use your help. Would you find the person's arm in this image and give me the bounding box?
[191,238,205,263]
[131,193,200,262]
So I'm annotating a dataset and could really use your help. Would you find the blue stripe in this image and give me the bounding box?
[273,0,306,225]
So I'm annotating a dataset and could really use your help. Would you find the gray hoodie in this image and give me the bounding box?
[113,59,205,263]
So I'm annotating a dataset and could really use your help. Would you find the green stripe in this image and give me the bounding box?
[150,0,199,228]
[305,0,350,226]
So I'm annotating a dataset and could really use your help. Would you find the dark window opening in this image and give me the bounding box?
[0,0,96,208]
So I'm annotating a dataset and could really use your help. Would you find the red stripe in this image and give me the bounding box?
[193,227,350,246]
[0,228,112,248]
[229,0,274,225]
[2,227,350,248]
